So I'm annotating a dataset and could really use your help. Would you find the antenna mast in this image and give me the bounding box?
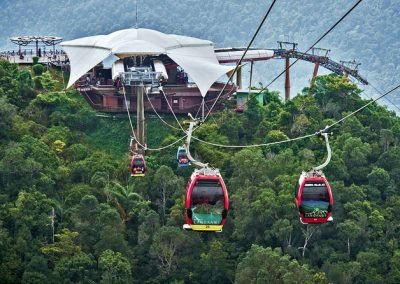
[135,0,138,28]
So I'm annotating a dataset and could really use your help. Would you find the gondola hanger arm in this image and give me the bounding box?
[185,117,208,169]
[313,127,332,171]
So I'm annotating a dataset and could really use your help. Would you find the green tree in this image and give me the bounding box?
[94,206,131,257]
[40,71,58,91]
[53,252,98,284]
[355,249,385,283]
[337,219,363,257]
[313,74,362,118]
[197,240,234,283]
[0,59,19,101]
[15,70,35,108]
[11,190,54,241]
[387,250,400,284]
[342,137,372,183]
[149,226,189,279]
[235,245,313,284]
[153,165,183,224]
[105,181,148,223]
[380,129,395,152]
[367,167,391,200]
[21,255,52,284]
[0,96,16,140]
[70,195,101,252]
[32,64,44,76]
[230,148,268,188]
[322,261,361,284]
[98,249,132,284]
[41,229,82,266]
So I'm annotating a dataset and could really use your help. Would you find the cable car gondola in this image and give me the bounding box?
[183,168,229,232]
[295,172,333,224]
[295,131,333,224]
[177,146,191,167]
[130,154,146,177]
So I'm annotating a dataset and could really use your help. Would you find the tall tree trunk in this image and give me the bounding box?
[298,225,316,257]
[347,237,351,257]
[114,199,128,222]
[162,186,166,225]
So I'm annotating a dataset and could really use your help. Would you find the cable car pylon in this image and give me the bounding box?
[295,127,334,225]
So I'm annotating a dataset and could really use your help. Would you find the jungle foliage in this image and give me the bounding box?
[1,59,400,283]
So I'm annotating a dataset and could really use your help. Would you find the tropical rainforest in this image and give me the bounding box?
[1,55,400,283]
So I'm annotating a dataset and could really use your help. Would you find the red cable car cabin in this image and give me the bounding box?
[177,146,190,167]
[130,154,146,177]
[183,169,229,232]
[295,175,333,224]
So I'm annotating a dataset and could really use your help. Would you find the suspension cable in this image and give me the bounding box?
[203,0,278,122]
[125,82,399,152]
[325,82,400,130]
[144,87,181,131]
[354,80,400,113]
[122,84,187,151]
[122,81,400,151]
[192,132,317,148]
[204,100,218,124]
[160,87,186,132]
[146,135,188,151]
[138,69,400,150]
[194,102,202,120]
[122,84,138,141]
[191,82,400,148]
[368,82,400,113]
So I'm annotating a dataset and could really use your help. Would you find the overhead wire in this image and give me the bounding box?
[140,84,311,149]
[121,0,391,152]
[122,70,400,152]
[144,87,181,131]
[368,82,400,113]
[189,81,400,148]
[160,88,186,132]
[259,0,364,93]
[203,101,218,125]
[122,84,187,151]
[325,82,400,130]
[129,0,400,154]
[121,82,400,151]
[194,102,202,120]
[145,135,188,151]
[203,0,278,122]
[122,84,139,141]
[192,132,317,148]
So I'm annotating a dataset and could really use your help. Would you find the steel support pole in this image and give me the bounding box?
[308,62,320,96]
[285,57,290,102]
[237,66,242,89]
[137,83,145,154]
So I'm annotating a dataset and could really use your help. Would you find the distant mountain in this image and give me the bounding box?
[1,0,399,106]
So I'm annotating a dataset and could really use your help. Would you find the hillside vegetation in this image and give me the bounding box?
[1,59,400,283]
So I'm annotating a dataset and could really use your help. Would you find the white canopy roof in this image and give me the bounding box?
[60,28,234,97]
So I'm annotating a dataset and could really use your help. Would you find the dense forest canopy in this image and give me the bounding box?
[1,54,400,283]
[0,0,399,104]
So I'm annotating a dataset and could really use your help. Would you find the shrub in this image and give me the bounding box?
[32,64,44,76]
[32,56,39,64]
[34,76,43,89]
